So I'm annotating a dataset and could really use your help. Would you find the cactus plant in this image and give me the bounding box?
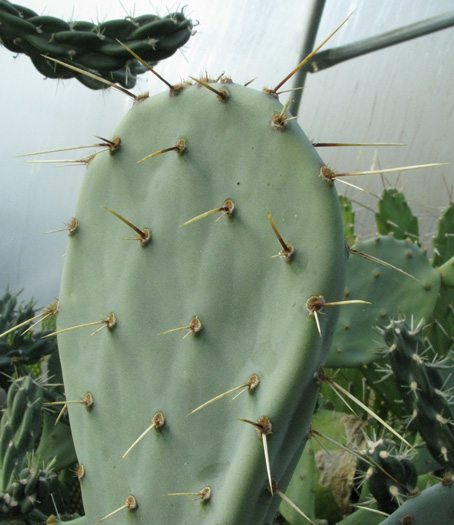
[326,235,441,368]
[4,4,454,523]
[0,0,193,89]
[0,289,57,392]
[382,319,454,471]
[51,71,349,523]
[357,438,418,514]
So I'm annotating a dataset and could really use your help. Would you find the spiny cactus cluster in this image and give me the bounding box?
[0,290,57,391]
[0,0,193,89]
[0,375,50,521]
[358,438,418,513]
[382,319,454,470]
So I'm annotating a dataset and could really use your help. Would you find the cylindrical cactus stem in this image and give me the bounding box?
[383,319,454,470]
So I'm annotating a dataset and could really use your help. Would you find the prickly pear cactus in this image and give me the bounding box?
[56,79,347,523]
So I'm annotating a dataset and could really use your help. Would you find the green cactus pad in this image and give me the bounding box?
[327,236,440,368]
[380,478,454,525]
[375,188,419,242]
[57,81,347,523]
[429,202,454,357]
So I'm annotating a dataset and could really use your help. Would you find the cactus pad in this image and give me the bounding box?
[327,236,441,368]
[56,80,347,523]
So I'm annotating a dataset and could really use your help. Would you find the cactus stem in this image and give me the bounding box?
[321,372,412,447]
[267,210,294,260]
[181,199,235,226]
[271,99,293,131]
[189,76,230,101]
[0,300,59,339]
[42,55,138,100]
[97,495,138,523]
[137,138,187,163]
[47,392,94,424]
[313,142,405,147]
[188,374,259,415]
[165,486,212,503]
[271,480,316,525]
[160,316,202,338]
[122,412,165,460]
[44,312,116,337]
[323,162,448,180]
[45,217,79,237]
[238,416,273,494]
[269,13,353,94]
[104,207,151,246]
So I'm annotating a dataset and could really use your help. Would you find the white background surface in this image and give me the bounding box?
[1,0,453,306]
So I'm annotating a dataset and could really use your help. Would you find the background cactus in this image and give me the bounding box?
[280,186,454,524]
[0,290,82,523]
[0,290,57,391]
[0,0,193,89]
